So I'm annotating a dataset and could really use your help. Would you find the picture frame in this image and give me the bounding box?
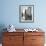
[19,5,34,23]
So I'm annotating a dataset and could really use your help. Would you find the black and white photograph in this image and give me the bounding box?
[19,5,34,23]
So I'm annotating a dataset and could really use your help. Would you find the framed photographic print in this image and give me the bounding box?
[19,5,34,23]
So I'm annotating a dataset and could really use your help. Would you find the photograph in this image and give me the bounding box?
[19,5,34,23]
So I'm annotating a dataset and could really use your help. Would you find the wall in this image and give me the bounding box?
[0,0,46,29]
